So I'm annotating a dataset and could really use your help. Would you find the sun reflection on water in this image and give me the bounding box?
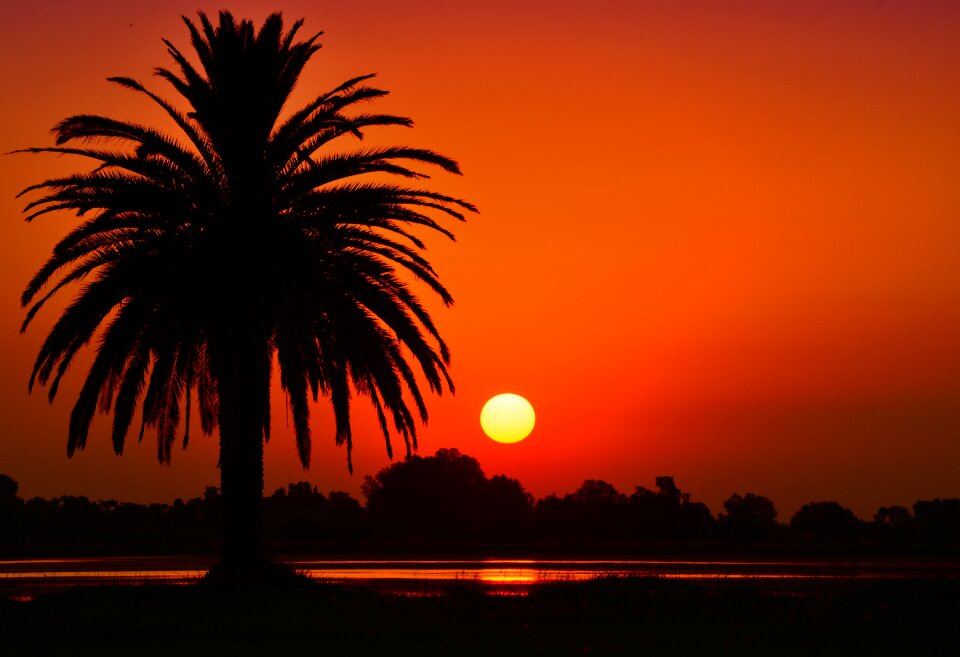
[3,557,955,601]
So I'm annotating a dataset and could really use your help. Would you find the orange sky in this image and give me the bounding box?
[1,0,959,519]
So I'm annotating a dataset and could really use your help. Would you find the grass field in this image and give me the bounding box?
[2,576,957,656]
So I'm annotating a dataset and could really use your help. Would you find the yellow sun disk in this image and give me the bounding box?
[480,393,535,443]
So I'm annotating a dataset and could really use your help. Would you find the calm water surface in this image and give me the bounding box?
[2,556,957,600]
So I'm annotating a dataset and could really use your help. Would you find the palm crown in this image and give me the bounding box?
[18,12,473,572]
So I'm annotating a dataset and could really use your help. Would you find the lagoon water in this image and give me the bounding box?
[2,556,957,600]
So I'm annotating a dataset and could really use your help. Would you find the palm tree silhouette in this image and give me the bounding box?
[17,11,474,581]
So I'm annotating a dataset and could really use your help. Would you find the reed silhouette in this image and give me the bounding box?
[16,11,474,584]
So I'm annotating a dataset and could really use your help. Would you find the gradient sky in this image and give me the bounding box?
[1,0,958,519]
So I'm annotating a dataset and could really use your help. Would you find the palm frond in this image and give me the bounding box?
[20,10,474,474]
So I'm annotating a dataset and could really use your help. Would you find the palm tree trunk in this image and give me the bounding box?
[218,385,265,569]
[211,335,272,576]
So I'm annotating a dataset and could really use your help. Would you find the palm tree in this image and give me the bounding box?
[17,11,474,580]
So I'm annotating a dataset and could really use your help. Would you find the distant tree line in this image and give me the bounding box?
[2,449,959,554]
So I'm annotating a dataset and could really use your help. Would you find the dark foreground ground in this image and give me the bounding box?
[2,577,957,656]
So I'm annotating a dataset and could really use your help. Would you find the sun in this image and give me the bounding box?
[480,393,535,444]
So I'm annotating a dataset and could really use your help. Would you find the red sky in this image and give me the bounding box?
[1,0,959,519]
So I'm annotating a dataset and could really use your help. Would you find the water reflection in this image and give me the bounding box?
[3,557,958,600]
[478,569,540,585]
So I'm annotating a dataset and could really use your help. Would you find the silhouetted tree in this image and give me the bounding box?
[262,481,362,542]
[912,499,960,546]
[17,11,473,580]
[363,447,485,539]
[536,480,629,540]
[266,485,321,540]
[871,505,913,544]
[463,474,535,543]
[326,491,365,537]
[0,475,20,511]
[0,475,18,501]
[874,505,912,529]
[23,495,104,543]
[363,448,532,542]
[0,475,23,541]
[572,479,628,506]
[718,493,779,542]
[790,501,864,543]
[534,477,715,542]
[629,477,714,541]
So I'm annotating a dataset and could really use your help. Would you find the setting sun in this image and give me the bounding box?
[480,394,535,444]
